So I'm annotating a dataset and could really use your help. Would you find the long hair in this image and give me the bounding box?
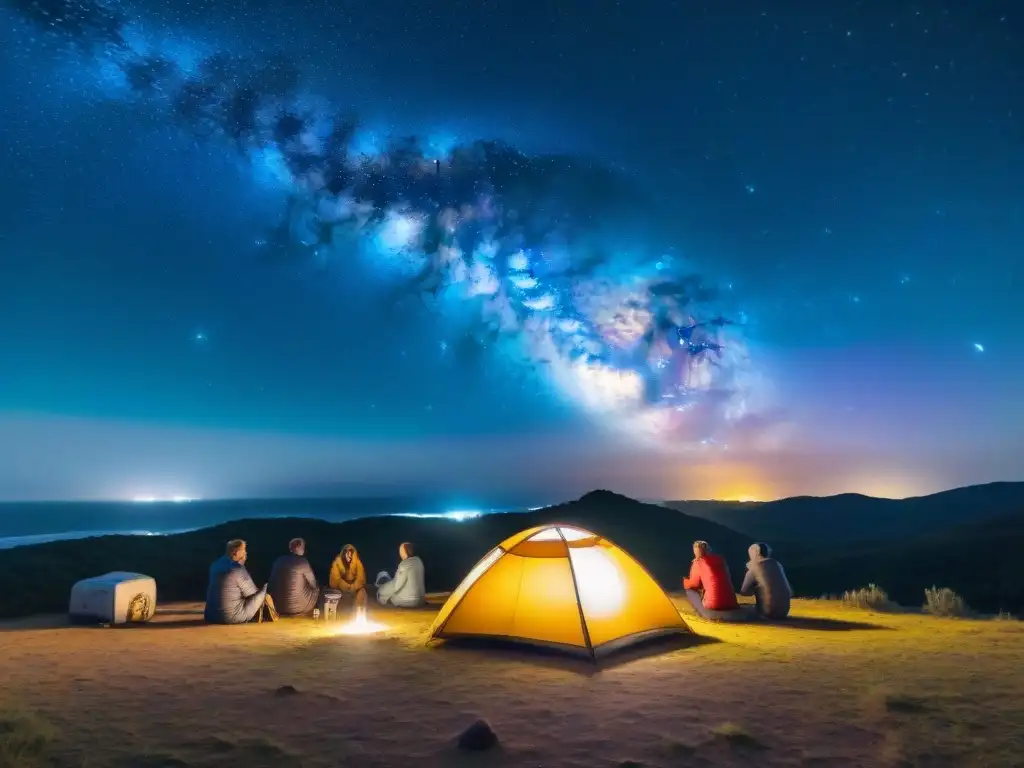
[340,544,358,575]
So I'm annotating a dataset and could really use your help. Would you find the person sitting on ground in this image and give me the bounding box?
[268,537,320,617]
[328,543,368,619]
[739,542,792,620]
[682,540,740,619]
[204,538,277,624]
[375,541,426,608]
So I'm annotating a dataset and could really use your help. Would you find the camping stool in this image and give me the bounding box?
[322,590,343,621]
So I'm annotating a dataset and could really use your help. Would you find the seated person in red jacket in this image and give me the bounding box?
[683,540,739,617]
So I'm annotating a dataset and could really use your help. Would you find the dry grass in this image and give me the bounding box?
[711,722,768,750]
[1,596,1022,768]
[923,586,973,618]
[839,583,900,612]
[0,710,53,768]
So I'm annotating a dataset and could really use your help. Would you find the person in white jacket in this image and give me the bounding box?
[375,541,426,608]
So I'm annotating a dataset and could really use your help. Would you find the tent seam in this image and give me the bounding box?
[561,526,596,660]
[433,546,506,637]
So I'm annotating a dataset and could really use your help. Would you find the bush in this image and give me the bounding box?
[923,586,972,618]
[841,584,898,611]
[995,611,1018,621]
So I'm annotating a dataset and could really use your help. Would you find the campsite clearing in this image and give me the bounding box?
[2,597,1023,768]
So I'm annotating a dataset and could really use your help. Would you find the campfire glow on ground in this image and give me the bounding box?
[334,612,388,636]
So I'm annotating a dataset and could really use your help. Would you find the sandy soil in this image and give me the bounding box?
[1,596,1023,768]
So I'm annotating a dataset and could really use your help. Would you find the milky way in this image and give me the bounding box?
[7,0,766,446]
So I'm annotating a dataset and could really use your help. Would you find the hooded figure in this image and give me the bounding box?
[329,544,368,613]
[739,542,792,620]
[376,541,426,608]
[268,537,320,616]
[204,539,269,624]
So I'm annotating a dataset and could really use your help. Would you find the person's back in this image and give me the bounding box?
[268,546,319,617]
[377,542,427,608]
[684,550,738,611]
[740,543,792,619]
[204,545,267,624]
[390,554,426,607]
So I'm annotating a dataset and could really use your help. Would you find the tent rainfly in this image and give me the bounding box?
[428,524,691,659]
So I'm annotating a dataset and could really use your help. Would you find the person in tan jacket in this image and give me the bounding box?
[329,544,368,618]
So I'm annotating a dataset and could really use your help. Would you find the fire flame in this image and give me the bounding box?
[334,612,388,636]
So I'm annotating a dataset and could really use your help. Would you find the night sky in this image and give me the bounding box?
[0,1,1021,503]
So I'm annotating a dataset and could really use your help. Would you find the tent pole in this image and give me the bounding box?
[561,527,596,662]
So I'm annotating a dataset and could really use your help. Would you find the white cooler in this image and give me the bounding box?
[69,571,157,624]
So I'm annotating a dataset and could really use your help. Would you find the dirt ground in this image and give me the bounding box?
[1,596,1022,768]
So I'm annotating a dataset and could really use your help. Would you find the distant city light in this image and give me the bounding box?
[444,509,482,522]
[395,509,483,522]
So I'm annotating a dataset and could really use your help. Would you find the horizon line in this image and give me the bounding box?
[0,480,1019,506]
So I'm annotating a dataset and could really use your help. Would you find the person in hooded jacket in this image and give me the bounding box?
[376,541,426,608]
[204,539,274,624]
[268,537,320,617]
[739,542,792,619]
[682,540,740,618]
[329,544,368,618]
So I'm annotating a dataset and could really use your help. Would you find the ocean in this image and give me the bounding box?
[0,496,546,550]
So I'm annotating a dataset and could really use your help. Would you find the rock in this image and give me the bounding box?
[273,685,299,697]
[457,719,498,751]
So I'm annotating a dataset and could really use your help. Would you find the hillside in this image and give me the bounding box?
[5,599,1023,767]
[788,512,1024,612]
[665,481,1024,545]
[4,486,1023,619]
[0,489,749,619]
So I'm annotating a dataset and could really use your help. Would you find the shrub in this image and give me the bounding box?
[841,584,897,611]
[923,586,972,618]
[995,611,1018,621]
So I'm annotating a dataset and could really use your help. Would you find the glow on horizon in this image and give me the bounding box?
[396,509,483,522]
[131,495,198,503]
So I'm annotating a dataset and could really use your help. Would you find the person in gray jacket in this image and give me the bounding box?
[204,539,272,624]
[738,542,792,620]
[268,537,320,617]
[375,541,426,608]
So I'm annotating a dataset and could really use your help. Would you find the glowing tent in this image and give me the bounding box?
[428,524,691,659]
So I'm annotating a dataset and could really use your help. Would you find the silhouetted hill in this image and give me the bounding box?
[665,482,1024,545]
[788,512,1024,613]
[0,490,748,619]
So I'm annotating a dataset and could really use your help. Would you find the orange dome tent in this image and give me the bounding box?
[428,524,691,659]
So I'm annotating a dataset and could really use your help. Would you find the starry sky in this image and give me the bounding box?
[0,0,1021,503]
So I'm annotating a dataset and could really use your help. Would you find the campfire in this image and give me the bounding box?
[334,611,388,636]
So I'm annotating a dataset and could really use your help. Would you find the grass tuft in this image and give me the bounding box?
[923,586,972,618]
[884,694,929,714]
[711,722,767,750]
[0,710,54,768]
[841,584,899,612]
